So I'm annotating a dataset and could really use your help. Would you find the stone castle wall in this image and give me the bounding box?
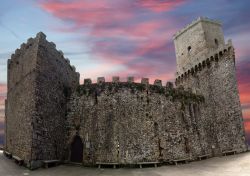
[5,35,40,162]
[5,32,80,168]
[4,17,248,168]
[66,80,207,164]
[30,33,79,163]
[176,43,247,154]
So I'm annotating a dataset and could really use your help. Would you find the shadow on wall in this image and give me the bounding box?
[0,135,3,147]
[246,134,250,146]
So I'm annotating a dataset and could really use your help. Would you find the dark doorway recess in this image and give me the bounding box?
[70,135,83,163]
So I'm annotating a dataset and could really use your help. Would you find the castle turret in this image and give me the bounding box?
[5,32,79,169]
[174,17,225,76]
[174,17,247,155]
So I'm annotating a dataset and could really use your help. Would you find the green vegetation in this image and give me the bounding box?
[75,82,204,104]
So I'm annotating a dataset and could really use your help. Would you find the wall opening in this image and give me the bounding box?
[70,135,83,163]
[187,46,191,52]
[215,39,218,47]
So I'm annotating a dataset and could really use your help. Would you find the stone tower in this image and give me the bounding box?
[174,17,225,75]
[175,17,247,155]
[5,32,79,168]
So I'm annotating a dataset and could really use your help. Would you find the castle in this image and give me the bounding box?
[4,17,248,169]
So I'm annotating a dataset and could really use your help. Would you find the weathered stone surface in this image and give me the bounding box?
[5,32,79,167]
[4,17,247,169]
[175,47,247,155]
[141,78,149,85]
[97,77,105,84]
[174,17,225,75]
[84,79,92,85]
[127,77,134,83]
[67,83,203,164]
[154,79,162,86]
[112,76,120,83]
[166,82,174,89]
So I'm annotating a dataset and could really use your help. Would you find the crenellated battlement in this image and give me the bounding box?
[5,18,247,169]
[175,41,234,85]
[8,32,76,72]
[82,76,166,86]
[76,77,204,103]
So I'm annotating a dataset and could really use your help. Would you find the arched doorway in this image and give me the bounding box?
[70,135,83,163]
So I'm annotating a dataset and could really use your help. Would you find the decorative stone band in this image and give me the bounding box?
[175,41,234,85]
[8,32,77,73]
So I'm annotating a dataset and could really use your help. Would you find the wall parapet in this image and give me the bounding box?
[75,81,204,104]
[8,32,77,73]
[175,42,234,86]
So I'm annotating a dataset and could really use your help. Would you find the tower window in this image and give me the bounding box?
[187,46,191,52]
[215,39,218,47]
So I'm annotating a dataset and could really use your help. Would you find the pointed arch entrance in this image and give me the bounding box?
[70,135,83,163]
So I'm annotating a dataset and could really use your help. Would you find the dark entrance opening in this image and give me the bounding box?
[70,135,83,163]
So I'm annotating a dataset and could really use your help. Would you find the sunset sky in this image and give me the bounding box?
[0,0,249,144]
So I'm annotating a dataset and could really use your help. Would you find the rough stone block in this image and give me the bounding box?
[20,43,26,50]
[58,50,64,57]
[127,77,134,83]
[166,82,174,89]
[27,38,34,44]
[50,42,56,48]
[112,76,119,83]
[84,79,92,85]
[97,77,105,84]
[65,58,70,64]
[36,32,46,40]
[154,79,162,86]
[141,78,149,85]
[15,49,21,56]
[71,66,76,71]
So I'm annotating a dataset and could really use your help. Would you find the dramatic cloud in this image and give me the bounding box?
[0,0,250,145]
[39,0,185,82]
[137,0,187,12]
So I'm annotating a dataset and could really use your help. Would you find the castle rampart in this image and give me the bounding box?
[66,81,205,164]
[4,17,248,169]
[175,39,246,155]
[175,40,233,84]
[5,32,80,169]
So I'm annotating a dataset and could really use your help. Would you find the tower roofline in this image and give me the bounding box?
[173,17,222,40]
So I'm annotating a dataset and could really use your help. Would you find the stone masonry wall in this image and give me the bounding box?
[5,35,39,163]
[5,32,80,168]
[174,17,225,75]
[31,33,79,162]
[66,81,206,165]
[176,45,248,155]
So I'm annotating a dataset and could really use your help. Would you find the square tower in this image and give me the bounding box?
[174,17,225,75]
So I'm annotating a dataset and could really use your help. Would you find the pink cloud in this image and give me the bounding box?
[40,0,133,30]
[38,0,182,80]
[137,0,187,12]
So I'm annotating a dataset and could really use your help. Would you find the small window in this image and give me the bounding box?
[187,46,191,52]
[215,39,218,46]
